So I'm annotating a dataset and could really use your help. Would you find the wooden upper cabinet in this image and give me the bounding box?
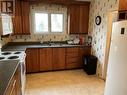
[13,1,30,35]
[69,4,80,34]
[26,48,39,73]
[119,0,127,11]
[52,48,66,70]
[13,0,22,35]
[39,48,52,71]
[21,1,30,35]
[68,3,90,34]
[79,5,89,34]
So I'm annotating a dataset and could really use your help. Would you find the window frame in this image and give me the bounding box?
[34,12,49,33]
[31,10,67,35]
[51,13,64,33]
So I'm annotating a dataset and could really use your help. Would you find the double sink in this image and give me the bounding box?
[41,42,76,47]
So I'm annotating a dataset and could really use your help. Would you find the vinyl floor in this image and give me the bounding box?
[25,69,105,95]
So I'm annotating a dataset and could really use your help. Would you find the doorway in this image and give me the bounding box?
[103,11,118,80]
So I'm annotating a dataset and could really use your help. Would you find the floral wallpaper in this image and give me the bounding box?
[88,0,119,78]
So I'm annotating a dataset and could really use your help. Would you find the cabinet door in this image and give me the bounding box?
[39,48,52,71]
[79,47,91,56]
[13,1,30,35]
[119,0,127,11]
[26,48,39,73]
[13,0,22,35]
[79,47,91,65]
[69,4,89,34]
[21,1,30,35]
[69,4,80,34]
[79,5,89,34]
[52,48,66,70]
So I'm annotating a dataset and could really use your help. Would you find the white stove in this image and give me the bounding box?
[0,51,26,95]
[0,51,25,61]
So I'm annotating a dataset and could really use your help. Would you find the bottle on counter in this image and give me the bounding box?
[79,36,84,45]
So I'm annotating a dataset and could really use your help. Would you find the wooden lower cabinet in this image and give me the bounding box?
[78,47,91,57]
[4,66,21,95]
[26,48,39,73]
[66,47,81,69]
[66,57,81,69]
[39,48,52,71]
[52,48,66,70]
[25,47,91,73]
[66,47,91,69]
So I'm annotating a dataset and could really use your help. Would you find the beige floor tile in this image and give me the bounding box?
[25,69,105,95]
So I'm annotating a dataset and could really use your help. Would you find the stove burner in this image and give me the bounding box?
[8,56,19,59]
[0,57,5,60]
[2,52,11,55]
[14,52,22,54]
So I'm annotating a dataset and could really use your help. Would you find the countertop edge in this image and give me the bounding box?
[2,42,91,51]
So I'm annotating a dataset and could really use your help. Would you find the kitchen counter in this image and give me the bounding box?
[0,60,19,95]
[2,42,91,51]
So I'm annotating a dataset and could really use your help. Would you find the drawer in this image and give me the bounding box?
[66,48,79,53]
[66,52,79,58]
[79,47,91,56]
[66,57,80,64]
[66,62,82,69]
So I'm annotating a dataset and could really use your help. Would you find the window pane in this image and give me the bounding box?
[35,13,48,32]
[51,14,63,32]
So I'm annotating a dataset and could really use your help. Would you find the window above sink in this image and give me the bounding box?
[30,4,67,35]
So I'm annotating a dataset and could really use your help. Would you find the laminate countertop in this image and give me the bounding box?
[0,60,19,95]
[2,42,91,51]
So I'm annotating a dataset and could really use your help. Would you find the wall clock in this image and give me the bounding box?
[95,16,101,25]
